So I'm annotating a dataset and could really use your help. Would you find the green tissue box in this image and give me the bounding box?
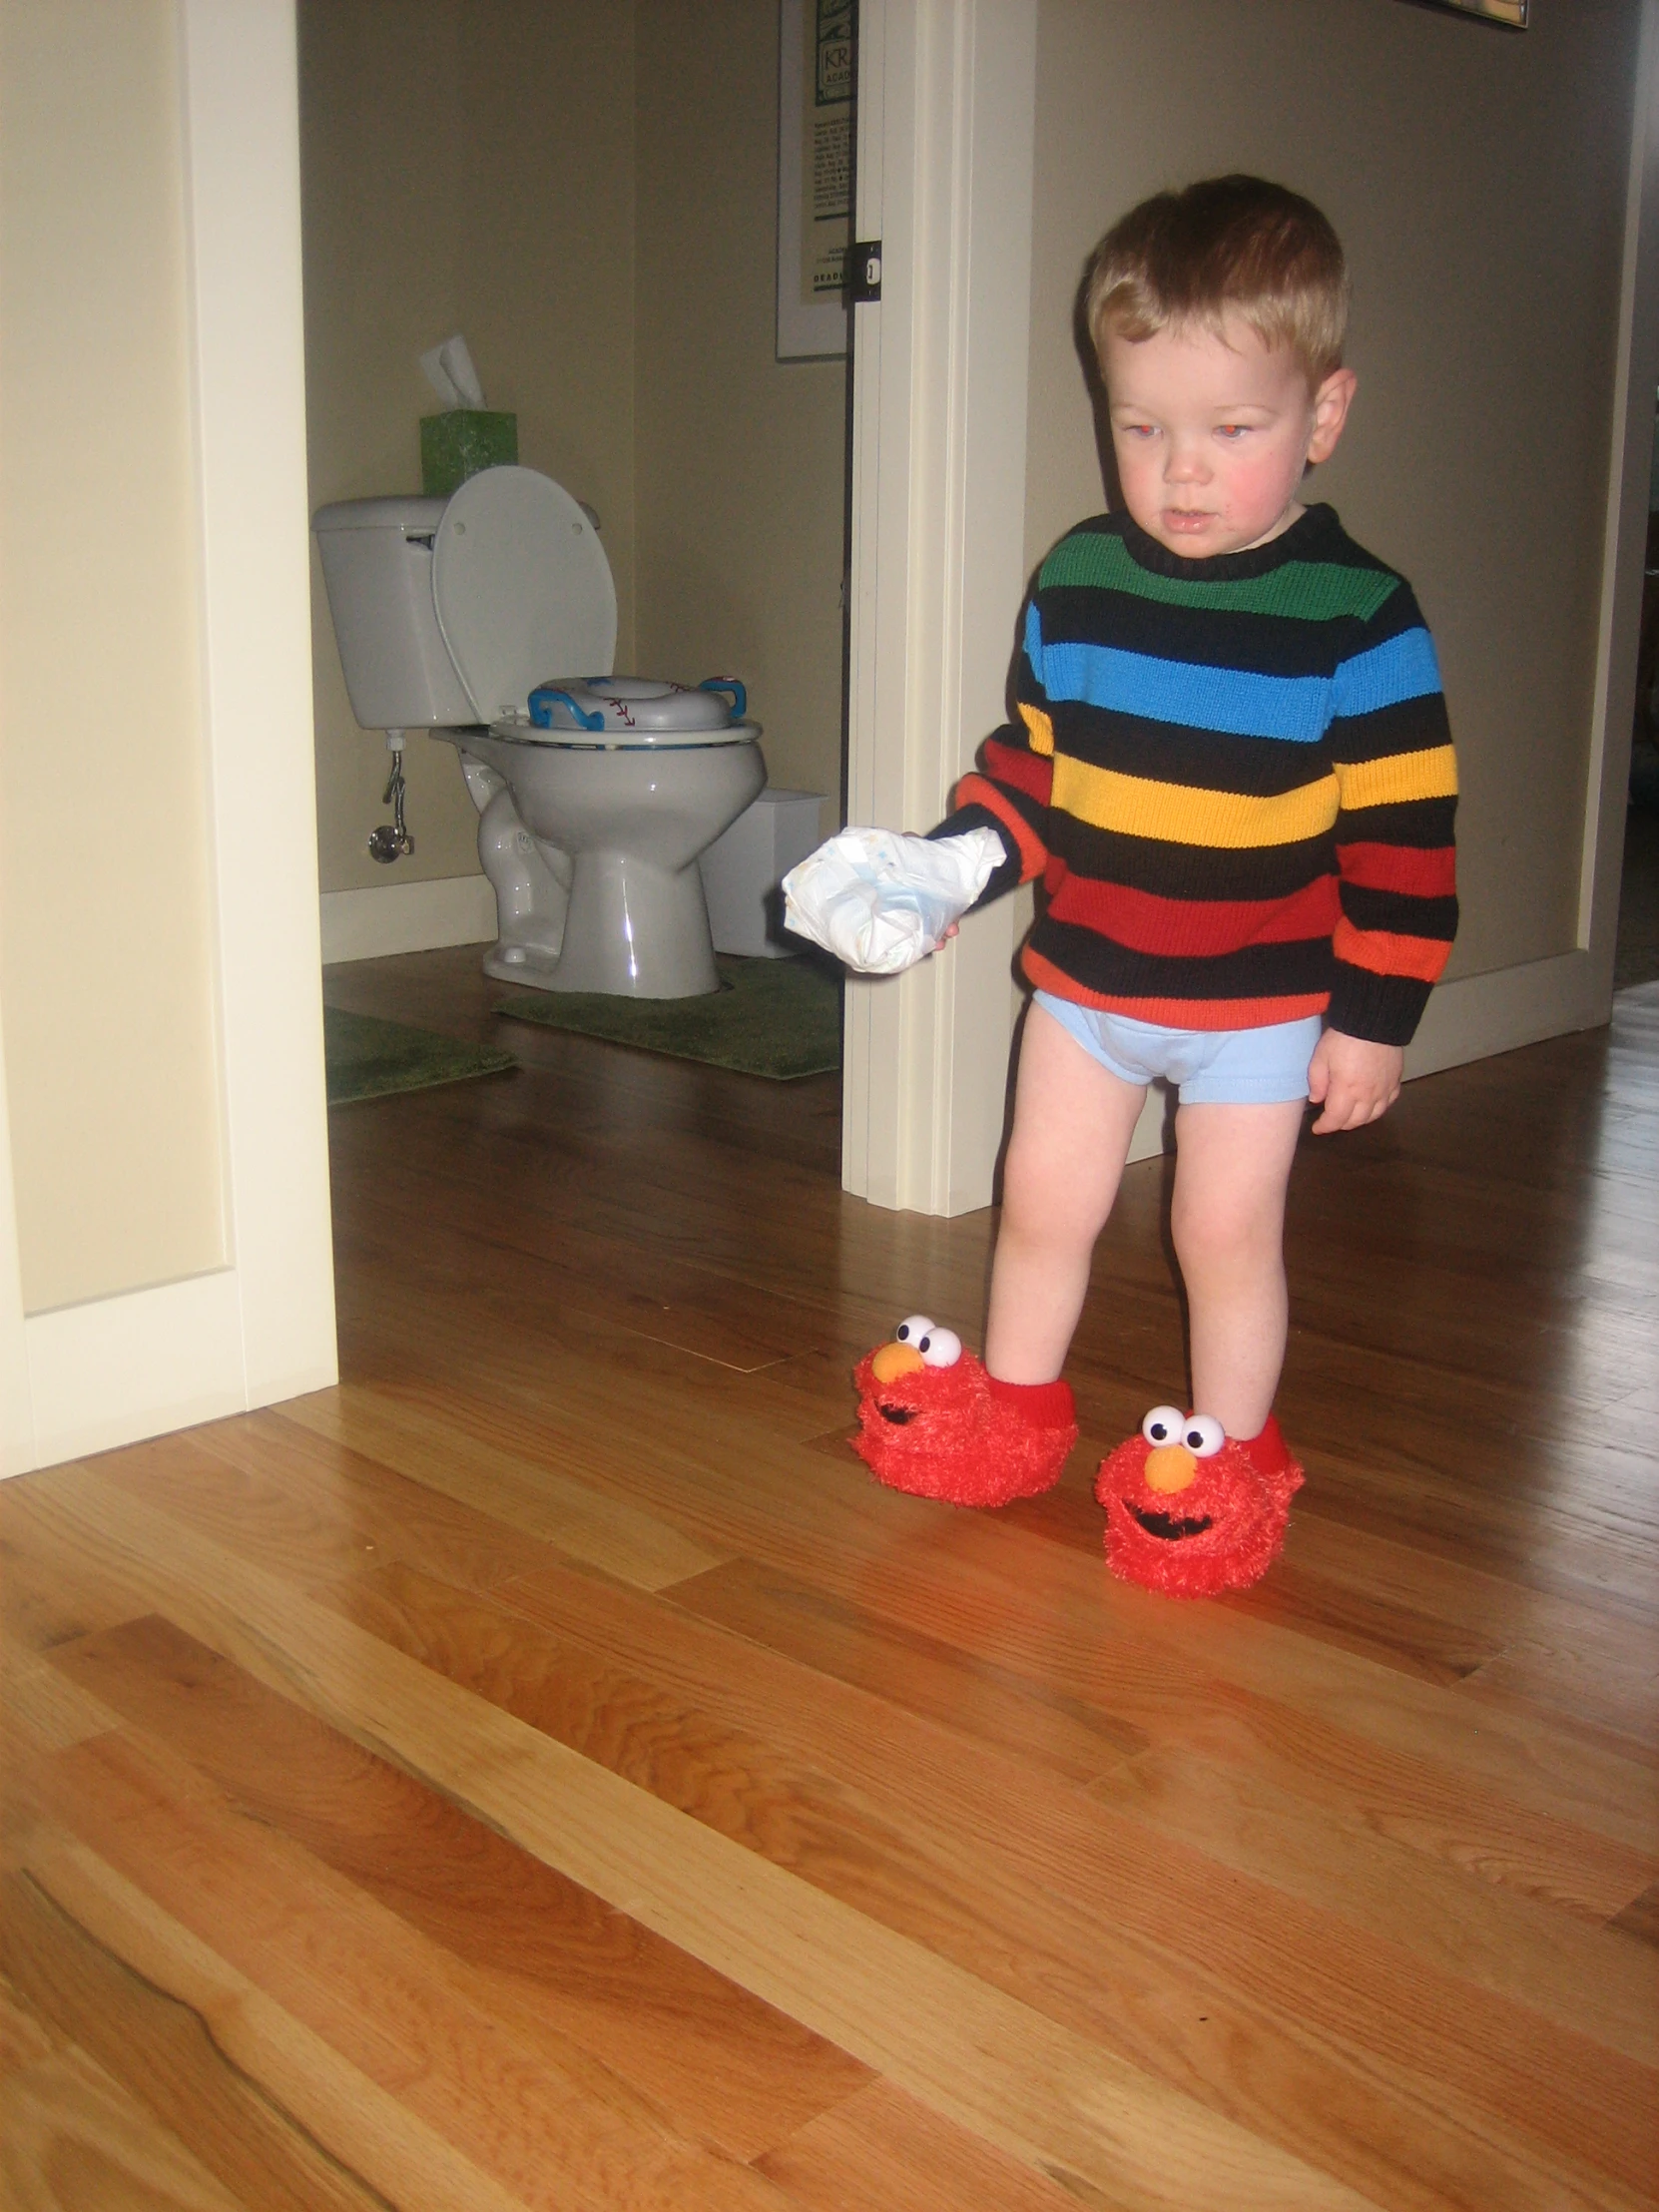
[420,409,518,497]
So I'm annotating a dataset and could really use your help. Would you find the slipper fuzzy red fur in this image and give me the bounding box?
[1095,1425,1304,1597]
[851,1347,1075,1507]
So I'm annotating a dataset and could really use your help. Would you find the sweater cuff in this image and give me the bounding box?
[927,806,1022,909]
[1325,965,1432,1047]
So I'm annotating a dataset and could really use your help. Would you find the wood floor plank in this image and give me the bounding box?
[0,1972,59,2078]
[665,1550,1146,1786]
[25,1460,1395,2212]
[665,1558,1659,2066]
[310,1551,1656,2212]
[49,1613,874,2164]
[1240,1508,1659,1753]
[753,2078,1086,2212]
[275,1378,729,1592]
[97,1413,573,1599]
[33,1729,800,2212]
[2,1868,387,2212]
[0,1481,153,1654]
[1,2033,253,2212]
[17,1824,542,2212]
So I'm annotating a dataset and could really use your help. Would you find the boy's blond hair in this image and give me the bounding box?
[1084,176,1350,390]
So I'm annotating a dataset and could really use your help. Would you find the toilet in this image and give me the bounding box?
[312,465,765,997]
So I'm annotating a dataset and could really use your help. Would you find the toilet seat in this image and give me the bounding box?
[493,676,758,752]
[432,466,618,722]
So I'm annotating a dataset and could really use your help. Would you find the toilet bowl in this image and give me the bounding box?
[312,466,764,997]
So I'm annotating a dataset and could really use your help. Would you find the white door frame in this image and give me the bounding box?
[841,0,1659,1216]
[1,0,336,1477]
[841,0,1039,1216]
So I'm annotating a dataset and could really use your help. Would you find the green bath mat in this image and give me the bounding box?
[324,1006,516,1105]
[493,954,841,1080]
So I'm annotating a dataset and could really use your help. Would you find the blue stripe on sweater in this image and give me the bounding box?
[1331,627,1443,719]
[1026,604,1442,745]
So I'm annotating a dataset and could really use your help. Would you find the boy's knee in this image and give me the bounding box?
[1171,1194,1274,1276]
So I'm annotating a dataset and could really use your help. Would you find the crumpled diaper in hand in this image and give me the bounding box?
[782,827,1004,976]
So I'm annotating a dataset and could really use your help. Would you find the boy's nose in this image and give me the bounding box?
[1164,442,1208,485]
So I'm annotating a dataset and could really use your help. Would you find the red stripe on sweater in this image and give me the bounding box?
[1043,869,1341,957]
[1022,949,1328,1030]
[1336,840,1457,898]
[955,774,1046,882]
[1332,915,1452,983]
[980,736,1054,804]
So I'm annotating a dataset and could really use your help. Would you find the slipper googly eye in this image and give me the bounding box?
[1182,1414,1226,1457]
[1142,1405,1187,1447]
[918,1327,961,1368]
[893,1315,935,1347]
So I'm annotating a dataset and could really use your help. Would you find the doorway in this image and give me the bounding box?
[298,0,851,988]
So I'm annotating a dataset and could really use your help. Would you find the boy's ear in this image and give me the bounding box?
[1307,366,1358,465]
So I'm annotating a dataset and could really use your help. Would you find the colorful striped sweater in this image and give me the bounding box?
[932,503,1458,1045]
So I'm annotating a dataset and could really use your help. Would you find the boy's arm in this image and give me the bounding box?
[926,595,1056,907]
[1324,583,1458,1082]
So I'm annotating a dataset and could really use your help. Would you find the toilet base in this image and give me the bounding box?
[482,943,567,989]
[519,850,722,998]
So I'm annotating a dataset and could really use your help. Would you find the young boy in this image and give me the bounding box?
[859,175,1457,1517]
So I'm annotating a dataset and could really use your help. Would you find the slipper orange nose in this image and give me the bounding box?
[870,1342,926,1384]
[1144,1441,1199,1492]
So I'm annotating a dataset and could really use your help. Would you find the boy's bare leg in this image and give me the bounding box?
[984,1004,1148,1383]
[1169,1100,1305,1438]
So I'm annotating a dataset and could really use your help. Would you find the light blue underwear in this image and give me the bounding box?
[1033,992,1321,1106]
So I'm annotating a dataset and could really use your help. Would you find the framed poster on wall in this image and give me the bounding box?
[777,0,852,358]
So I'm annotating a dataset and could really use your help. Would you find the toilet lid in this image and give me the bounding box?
[431,466,618,721]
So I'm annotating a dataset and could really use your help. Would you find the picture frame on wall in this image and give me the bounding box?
[777,0,853,359]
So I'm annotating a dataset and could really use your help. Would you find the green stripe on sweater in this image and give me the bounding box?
[1039,531,1400,622]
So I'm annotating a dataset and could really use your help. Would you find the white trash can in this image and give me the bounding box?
[699,789,827,957]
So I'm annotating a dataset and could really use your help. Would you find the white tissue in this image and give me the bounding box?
[783,826,1004,976]
[419,333,486,410]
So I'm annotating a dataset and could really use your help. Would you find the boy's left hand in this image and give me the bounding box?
[1307,1031,1403,1134]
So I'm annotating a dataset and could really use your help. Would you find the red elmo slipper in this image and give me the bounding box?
[1095,1406,1304,1598]
[851,1316,1077,1507]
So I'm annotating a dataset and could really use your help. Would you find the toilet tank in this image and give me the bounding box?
[312,495,477,731]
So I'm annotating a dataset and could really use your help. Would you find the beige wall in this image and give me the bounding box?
[299,0,639,893]
[634,0,848,819]
[0,0,227,1315]
[1027,0,1641,983]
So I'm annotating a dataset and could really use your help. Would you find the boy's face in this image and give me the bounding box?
[1102,317,1356,560]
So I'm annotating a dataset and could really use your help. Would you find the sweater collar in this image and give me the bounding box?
[1113,502,1340,583]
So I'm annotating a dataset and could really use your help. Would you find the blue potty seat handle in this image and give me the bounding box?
[528,686,606,733]
[699,677,747,722]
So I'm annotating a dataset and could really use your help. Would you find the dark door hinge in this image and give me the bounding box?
[846,240,882,304]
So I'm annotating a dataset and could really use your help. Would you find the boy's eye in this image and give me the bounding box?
[1216,424,1250,440]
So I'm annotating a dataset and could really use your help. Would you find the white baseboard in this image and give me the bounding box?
[1404,948,1606,1077]
[320,875,496,965]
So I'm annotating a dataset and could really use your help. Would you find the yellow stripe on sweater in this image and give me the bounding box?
[1336,744,1458,812]
[1018,702,1055,756]
[1051,755,1340,848]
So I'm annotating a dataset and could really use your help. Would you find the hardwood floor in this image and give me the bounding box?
[4,945,1656,2211]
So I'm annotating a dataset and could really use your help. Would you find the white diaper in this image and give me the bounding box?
[782,826,1004,976]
